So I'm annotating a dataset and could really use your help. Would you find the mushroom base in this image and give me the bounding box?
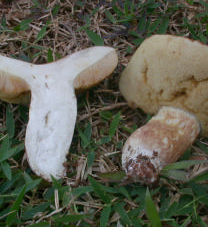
[125,153,160,184]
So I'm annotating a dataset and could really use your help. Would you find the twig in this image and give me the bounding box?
[78,102,127,121]
[36,208,64,223]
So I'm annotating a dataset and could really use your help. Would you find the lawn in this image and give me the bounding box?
[1,0,208,226]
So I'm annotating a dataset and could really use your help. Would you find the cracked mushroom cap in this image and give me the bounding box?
[119,34,208,136]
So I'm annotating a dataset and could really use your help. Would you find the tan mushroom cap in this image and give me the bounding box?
[73,47,117,90]
[119,34,208,136]
[0,47,117,104]
[0,75,30,103]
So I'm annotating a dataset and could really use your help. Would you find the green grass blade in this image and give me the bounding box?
[148,18,161,34]
[183,17,198,39]
[199,0,208,9]
[32,0,41,7]
[1,13,7,29]
[97,136,111,145]
[88,175,111,204]
[13,19,32,32]
[51,175,62,190]
[47,47,53,62]
[77,122,92,148]
[98,170,126,182]
[117,186,131,200]
[109,112,121,138]
[73,186,93,197]
[0,135,10,161]
[87,150,95,168]
[54,213,90,223]
[137,16,147,35]
[6,105,15,138]
[36,22,49,42]
[157,18,169,34]
[28,223,51,227]
[84,122,92,143]
[12,179,42,195]
[190,171,208,182]
[100,204,111,227]
[145,188,162,227]
[0,194,18,198]
[1,161,12,180]
[6,185,26,226]
[114,203,131,226]
[0,143,24,163]
[162,160,207,171]
[22,202,50,221]
[112,5,124,18]
[195,140,208,153]
[161,170,188,181]
[85,28,104,46]
[51,4,60,17]
[0,172,21,194]
[25,179,42,193]
[105,10,116,23]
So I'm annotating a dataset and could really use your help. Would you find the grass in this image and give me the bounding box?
[1,0,208,226]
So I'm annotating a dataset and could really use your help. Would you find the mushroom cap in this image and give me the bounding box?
[0,47,118,104]
[73,47,118,90]
[119,34,208,136]
[0,74,30,104]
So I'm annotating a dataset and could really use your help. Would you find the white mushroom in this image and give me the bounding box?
[119,34,207,184]
[0,46,118,181]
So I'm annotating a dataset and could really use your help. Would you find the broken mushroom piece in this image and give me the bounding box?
[119,34,208,184]
[0,46,118,181]
[122,106,200,184]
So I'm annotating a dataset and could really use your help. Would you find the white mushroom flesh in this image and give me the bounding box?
[0,47,118,180]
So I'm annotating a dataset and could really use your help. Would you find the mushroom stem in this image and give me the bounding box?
[0,47,118,180]
[122,106,200,184]
[25,73,77,180]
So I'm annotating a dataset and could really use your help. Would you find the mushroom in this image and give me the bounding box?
[119,34,208,184]
[0,46,118,181]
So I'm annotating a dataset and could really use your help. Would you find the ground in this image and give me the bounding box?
[0,0,208,226]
